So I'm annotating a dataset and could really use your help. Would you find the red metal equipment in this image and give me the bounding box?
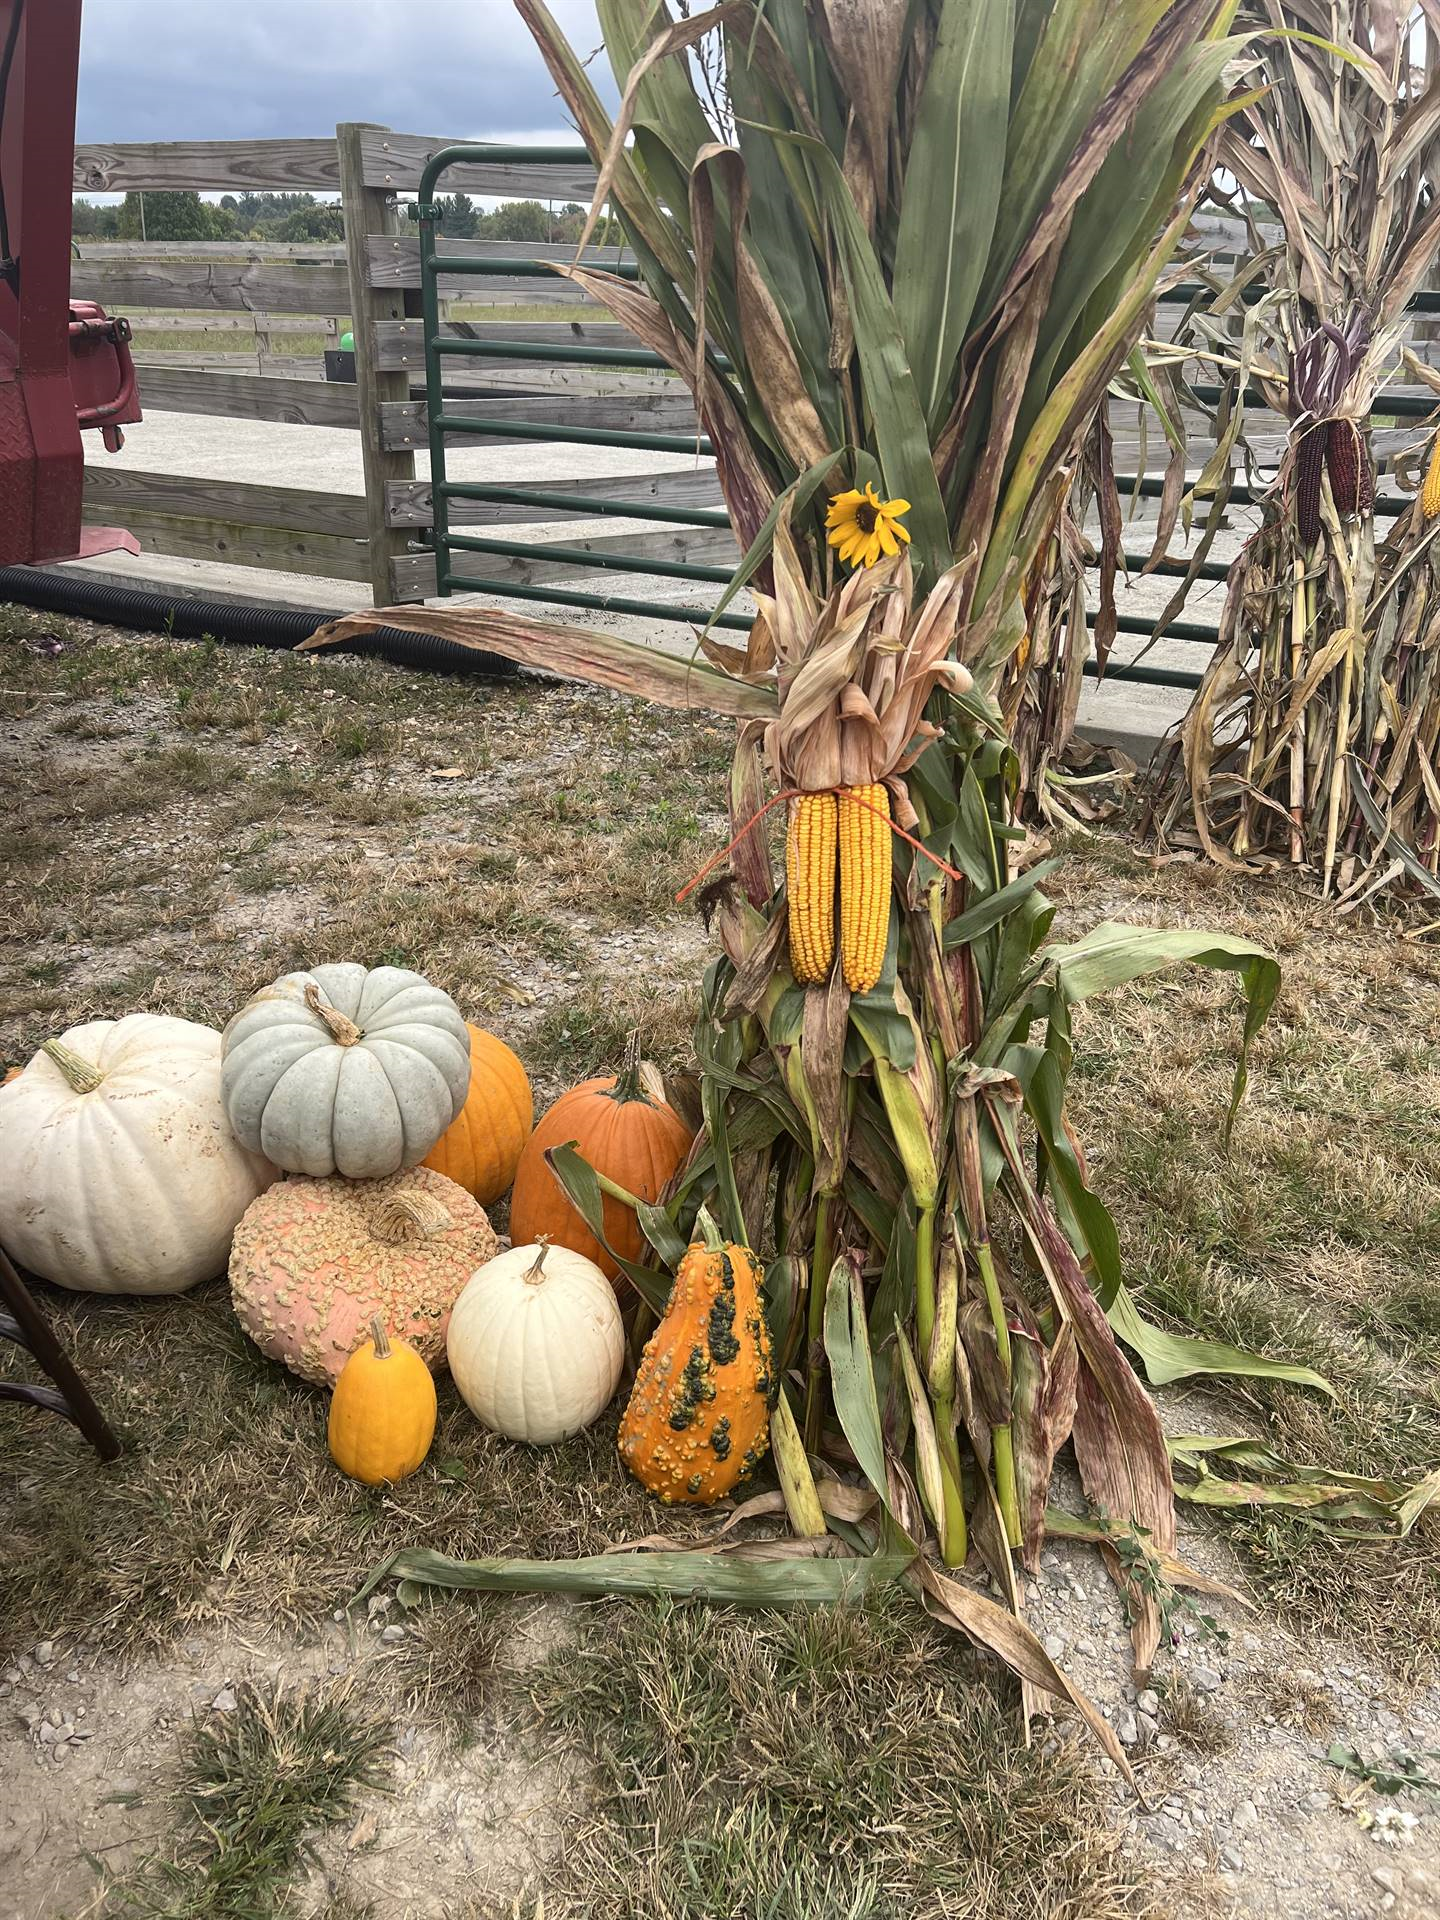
[0,0,140,567]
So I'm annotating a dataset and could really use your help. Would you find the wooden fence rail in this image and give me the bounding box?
[67,124,701,606]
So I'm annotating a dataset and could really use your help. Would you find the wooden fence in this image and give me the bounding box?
[69,127,727,607]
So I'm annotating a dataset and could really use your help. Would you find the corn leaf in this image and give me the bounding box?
[893,0,1014,429]
[542,1142,673,1311]
[761,127,952,577]
[363,1545,911,1608]
[298,607,778,721]
[1034,919,1281,1135]
[1107,1284,1334,1395]
[823,1252,891,1508]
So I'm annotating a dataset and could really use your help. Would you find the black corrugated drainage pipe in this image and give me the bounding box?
[0,568,514,679]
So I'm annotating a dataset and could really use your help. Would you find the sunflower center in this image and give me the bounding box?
[854,502,878,533]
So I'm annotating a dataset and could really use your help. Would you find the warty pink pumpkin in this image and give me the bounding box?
[228,1166,497,1385]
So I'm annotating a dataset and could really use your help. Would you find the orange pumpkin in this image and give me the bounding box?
[618,1213,773,1505]
[422,1024,532,1205]
[509,1037,692,1283]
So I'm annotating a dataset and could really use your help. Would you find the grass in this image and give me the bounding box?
[1049,833,1440,1676]
[1153,1676,1234,1759]
[524,1598,1152,1920]
[96,1678,390,1919]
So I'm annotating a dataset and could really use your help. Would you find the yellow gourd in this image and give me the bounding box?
[327,1317,437,1485]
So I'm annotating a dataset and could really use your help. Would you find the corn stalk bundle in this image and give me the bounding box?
[311,0,1437,1735]
[1149,0,1440,901]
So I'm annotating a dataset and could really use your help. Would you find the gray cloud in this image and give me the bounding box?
[76,2,613,147]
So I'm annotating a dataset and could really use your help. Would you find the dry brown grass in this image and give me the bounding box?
[527,1598,1157,1920]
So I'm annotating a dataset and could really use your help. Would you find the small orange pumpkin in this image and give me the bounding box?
[618,1212,773,1505]
[328,1316,437,1485]
[509,1035,692,1283]
[422,1024,532,1205]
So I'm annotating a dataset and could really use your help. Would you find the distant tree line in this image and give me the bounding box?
[71,190,595,245]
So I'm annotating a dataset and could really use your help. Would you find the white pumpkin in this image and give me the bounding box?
[221,963,471,1180]
[0,1016,275,1294]
[447,1239,624,1445]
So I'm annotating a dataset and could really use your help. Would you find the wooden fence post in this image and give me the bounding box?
[337,122,416,606]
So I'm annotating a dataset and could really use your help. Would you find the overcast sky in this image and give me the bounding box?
[76,2,614,147]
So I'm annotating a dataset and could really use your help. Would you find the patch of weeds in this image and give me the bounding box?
[234,862,289,897]
[529,982,694,1080]
[52,711,127,741]
[1155,1675,1234,1758]
[176,684,287,742]
[328,786,424,827]
[1253,1672,1337,1738]
[387,1597,506,1738]
[528,1598,1150,1920]
[96,1677,389,1919]
[1348,1278,1440,1350]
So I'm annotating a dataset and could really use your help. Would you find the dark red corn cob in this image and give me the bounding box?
[1295,423,1326,544]
[1326,418,1373,516]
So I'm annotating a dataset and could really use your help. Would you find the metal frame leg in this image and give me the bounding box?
[0,1246,121,1461]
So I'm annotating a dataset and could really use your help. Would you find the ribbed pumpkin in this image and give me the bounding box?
[0,1017,274,1295]
[422,1024,532,1205]
[328,1317,437,1485]
[618,1213,773,1505]
[509,1036,693,1283]
[229,1167,497,1385]
[221,963,471,1180]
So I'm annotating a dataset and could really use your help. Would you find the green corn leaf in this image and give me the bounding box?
[893,0,1014,429]
[543,1142,673,1311]
[1109,1287,1333,1395]
[755,126,952,577]
[941,857,1063,948]
[1008,1043,1123,1308]
[1036,920,1281,1138]
[823,1254,890,1509]
[361,1545,910,1609]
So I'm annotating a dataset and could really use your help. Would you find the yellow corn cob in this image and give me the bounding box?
[1424,438,1440,521]
[839,783,891,994]
[785,791,837,984]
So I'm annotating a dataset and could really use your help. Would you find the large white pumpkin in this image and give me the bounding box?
[0,1016,275,1294]
[447,1240,624,1445]
[221,963,471,1180]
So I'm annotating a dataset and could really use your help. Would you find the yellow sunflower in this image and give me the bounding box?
[825,482,912,568]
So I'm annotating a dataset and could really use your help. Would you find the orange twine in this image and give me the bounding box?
[674,783,966,905]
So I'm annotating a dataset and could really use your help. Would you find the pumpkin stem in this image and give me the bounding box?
[371,1189,453,1243]
[41,1038,105,1094]
[304,982,363,1047]
[694,1205,727,1253]
[369,1317,392,1358]
[524,1237,551,1285]
[607,1028,652,1106]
